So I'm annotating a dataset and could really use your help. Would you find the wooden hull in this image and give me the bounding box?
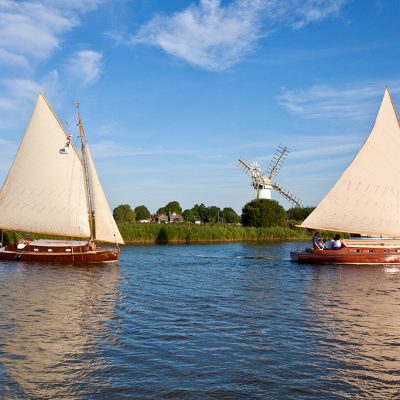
[291,245,400,264]
[0,241,120,263]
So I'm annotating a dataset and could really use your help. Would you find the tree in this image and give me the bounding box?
[207,206,221,223]
[135,205,150,221]
[241,199,286,227]
[183,209,195,222]
[165,201,183,216]
[222,207,240,224]
[286,206,315,222]
[113,204,136,223]
[157,207,167,215]
[192,203,208,223]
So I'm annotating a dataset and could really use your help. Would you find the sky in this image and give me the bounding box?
[0,0,400,214]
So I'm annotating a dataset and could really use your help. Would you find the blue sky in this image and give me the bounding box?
[1,0,400,213]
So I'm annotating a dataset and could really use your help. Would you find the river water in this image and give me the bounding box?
[0,242,399,399]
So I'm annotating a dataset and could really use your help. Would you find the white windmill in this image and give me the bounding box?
[237,145,302,207]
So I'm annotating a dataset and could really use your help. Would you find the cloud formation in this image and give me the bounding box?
[127,0,348,71]
[277,82,400,120]
[0,1,103,130]
[0,0,101,67]
[66,50,103,86]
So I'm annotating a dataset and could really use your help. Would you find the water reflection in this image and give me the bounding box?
[0,262,120,399]
[1,244,400,399]
[307,265,400,398]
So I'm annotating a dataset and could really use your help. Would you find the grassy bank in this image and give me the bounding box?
[118,223,311,244]
[1,224,311,245]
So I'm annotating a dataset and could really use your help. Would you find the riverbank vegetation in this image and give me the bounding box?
[0,202,315,245]
[118,223,310,244]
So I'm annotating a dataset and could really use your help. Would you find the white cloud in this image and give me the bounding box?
[0,1,101,67]
[0,71,60,130]
[289,0,346,29]
[125,0,348,71]
[0,2,75,65]
[0,48,28,68]
[2,78,41,100]
[277,82,400,120]
[66,50,103,86]
[131,0,265,71]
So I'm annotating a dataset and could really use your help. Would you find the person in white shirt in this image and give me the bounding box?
[333,234,342,249]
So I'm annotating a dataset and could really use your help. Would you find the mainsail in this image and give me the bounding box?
[87,147,124,245]
[300,88,400,237]
[0,94,90,237]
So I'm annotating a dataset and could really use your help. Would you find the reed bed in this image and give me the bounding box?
[1,224,311,245]
[118,223,310,244]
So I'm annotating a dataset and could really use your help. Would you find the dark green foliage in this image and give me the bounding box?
[222,207,240,224]
[192,203,208,222]
[134,205,150,220]
[191,203,226,223]
[207,206,221,223]
[182,209,195,222]
[164,201,182,216]
[242,199,286,228]
[113,204,136,223]
[286,206,315,222]
[156,207,167,215]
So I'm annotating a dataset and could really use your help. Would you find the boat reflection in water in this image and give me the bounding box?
[305,264,400,398]
[0,262,120,399]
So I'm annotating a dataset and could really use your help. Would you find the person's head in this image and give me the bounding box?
[334,234,340,240]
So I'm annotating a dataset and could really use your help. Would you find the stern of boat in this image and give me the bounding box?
[290,251,299,261]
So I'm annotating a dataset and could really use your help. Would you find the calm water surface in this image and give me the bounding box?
[0,242,399,399]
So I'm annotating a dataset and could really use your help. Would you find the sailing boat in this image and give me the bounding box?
[0,93,124,263]
[291,87,400,264]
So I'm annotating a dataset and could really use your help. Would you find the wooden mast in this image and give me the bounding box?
[77,111,95,243]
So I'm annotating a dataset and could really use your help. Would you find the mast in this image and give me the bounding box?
[77,112,95,241]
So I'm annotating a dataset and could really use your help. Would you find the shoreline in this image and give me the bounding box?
[1,224,311,246]
[123,237,307,244]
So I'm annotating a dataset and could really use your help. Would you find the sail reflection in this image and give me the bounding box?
[0,263,120,399]
[307,265,400,398]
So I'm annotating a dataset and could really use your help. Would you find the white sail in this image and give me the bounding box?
[87,147,124,244]
[0,94,91,237]
[300,88,400,237]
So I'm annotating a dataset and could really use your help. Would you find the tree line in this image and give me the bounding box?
[113,201,241,224]
[113,199,315,227]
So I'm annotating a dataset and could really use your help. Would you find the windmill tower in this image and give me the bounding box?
[237,145,302,207]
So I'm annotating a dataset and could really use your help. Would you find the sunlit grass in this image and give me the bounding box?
[1,224,312,245]
[118,223,311,244]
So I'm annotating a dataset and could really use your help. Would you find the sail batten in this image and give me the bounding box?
[0,94,91,237]
[87,147,124,245]
[300,88,400,237]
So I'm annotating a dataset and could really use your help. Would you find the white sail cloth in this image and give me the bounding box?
[300,88,400,237]
[87,147,124,244]
[0,94,91,237]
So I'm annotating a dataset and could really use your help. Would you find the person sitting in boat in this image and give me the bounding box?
[333,234,343,249]
[312,231,324,250]
[324,238,333,250]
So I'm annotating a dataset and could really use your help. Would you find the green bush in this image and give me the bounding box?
[286,206,315,222]
[242,199,286,228]
[113,204,136,223]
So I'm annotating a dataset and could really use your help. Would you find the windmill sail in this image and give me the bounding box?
[300,88,400,237]
[87,147,124,245]
[0,94,90,237]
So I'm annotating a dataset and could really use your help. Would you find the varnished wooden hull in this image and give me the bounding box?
[291,246,400,264]
[0,241,120,263]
